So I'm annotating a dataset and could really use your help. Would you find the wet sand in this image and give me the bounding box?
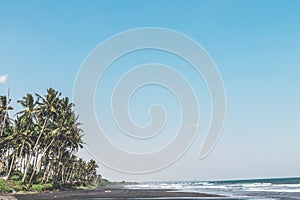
[14,186,224,199]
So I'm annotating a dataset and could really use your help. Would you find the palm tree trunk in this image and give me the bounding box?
[29,168,36,184]
[17,140,25,171]
[32,117,48,152]
[66,166,73,182]
[46,167,53,182]
[25,118,48,184]
[5,152,15,180]
[42,161,50,183]
[22,154,32,183]
[31,138,55,183]
[22,156,26,173]
[61,167,65,183]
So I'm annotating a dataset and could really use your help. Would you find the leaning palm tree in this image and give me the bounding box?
[50,97,83,185]
[86,159,98,185]
[34,88,61,151]
[16,94,39,183]
[13,117,33,173]
[0,93,13,178]
[0,128,14,178]
[22,89,60,183]
[0,93,13,136]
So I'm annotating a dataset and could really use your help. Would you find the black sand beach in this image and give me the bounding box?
[14,186,223,200]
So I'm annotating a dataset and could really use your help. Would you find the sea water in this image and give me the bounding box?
[126,177,300,199]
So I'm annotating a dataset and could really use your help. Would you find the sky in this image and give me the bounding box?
[1,0,300,182]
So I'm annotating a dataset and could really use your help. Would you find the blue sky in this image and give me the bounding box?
[1,0,300,181]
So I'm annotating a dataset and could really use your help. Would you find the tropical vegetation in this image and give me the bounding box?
[0,88,102,193]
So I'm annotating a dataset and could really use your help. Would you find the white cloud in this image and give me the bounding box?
[0,74,8,84]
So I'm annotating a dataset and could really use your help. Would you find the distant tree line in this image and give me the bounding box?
[0,88,100,187]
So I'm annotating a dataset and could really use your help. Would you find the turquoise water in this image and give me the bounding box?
[127,177,300,199]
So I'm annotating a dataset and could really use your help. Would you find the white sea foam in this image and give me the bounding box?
[126,178,300,199]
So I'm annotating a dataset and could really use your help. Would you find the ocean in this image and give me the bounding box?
[126,177,300,199]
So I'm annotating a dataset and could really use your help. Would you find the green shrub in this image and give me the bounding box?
[11,170,23,177]
[8,180,23,191]
[30,184,43,192]
[41,183,52,191]
[0,179,13,193]
[29,183,53,192]
[10,175,20,181]
[98,178,110,186]
[7,171,23,181]
[34,177,41,184]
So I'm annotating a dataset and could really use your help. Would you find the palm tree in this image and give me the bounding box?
[86,160,98,185]
[17,94,39,183]
[0,89,10,134]
[0,129,14,178]
[13,117,33,173]
[34,88,61,152]
[1,88,100,187]
[22,89,60,183]
[0,92,13,178]
[0,92,13,136]
[49,97,83,185]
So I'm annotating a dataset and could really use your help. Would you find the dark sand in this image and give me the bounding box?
[14,186,224,200]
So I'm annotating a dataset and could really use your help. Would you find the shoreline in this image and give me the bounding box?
[12,186,224,200]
